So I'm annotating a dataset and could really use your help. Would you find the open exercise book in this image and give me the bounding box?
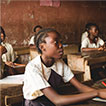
[92,97,106,103]
[0,74,24,84]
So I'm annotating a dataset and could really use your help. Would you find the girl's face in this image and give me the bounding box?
[1,33,5,42]
[36,27,42,33]
[89,26,98,37]
[40,32,63,59]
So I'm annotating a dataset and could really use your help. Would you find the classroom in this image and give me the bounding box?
[0,0,106,106]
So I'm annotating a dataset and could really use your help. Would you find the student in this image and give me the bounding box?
[0,26,17,64]
[81,24,106,80]
[29,25,42,47]
[0,26,25,75]
[81,24,105,52]
[81,23,94,42]
[0,45,7,79]
[23,28,106,106]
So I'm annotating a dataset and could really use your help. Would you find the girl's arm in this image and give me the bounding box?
[98,89,106,99]
[70,77,94,92]
[41,86,98,105]
[70,77,106,99]
[41,77,106,105]
[81,47,104,52]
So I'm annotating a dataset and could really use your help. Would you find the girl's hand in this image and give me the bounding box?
[98,89,106,99]
[5,61,14,67]
[98,47,104,51]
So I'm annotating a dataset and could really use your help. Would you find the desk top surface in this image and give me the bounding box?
[70,51,106,58]
[68,100,106,106]
[0,74,24,85]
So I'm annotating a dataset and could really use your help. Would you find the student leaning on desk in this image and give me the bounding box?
[81,23,105,52]
[23,28,106,106]
[0,26,25,76]
[0,26,17,64]
[81,23,106,80]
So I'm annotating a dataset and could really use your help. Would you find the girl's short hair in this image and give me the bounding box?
[85,23,94,31]
[35,28,61,54]
[0,26,6,38]
[87,23,99,32]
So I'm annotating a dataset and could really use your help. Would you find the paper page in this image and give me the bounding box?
[0,74,24,84]
[92,97,106,102]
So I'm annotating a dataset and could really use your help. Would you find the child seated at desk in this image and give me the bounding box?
[81,23,105,52]
[23,28,106,106]
[0,26,25,76]
[0,26,17,65]
[81,23,106,80]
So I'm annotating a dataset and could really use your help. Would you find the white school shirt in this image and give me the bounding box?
[81,31,88,42]
[29,36,35,45]
[81,37,104,49]
[23,55,74,100]
[1,42,16,62]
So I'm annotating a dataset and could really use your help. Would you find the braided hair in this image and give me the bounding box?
[35,28,61,54]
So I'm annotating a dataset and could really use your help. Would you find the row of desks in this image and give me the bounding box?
[0,74,24,106]
[68,51,106,81]
[1,45,106,106]
[1,78,106,106]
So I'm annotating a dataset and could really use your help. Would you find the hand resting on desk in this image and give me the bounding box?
[4,62,26,76]
[5,61,25,67]
[98,89,106,99]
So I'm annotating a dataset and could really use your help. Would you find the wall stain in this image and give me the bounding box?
[1,1,106,46]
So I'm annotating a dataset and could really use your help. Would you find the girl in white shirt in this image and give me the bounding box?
[29,25,42,47]
[23,28,106,106]
[81,24,105,52]
[0,26,16,63]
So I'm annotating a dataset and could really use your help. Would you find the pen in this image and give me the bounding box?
[102,81,106,87]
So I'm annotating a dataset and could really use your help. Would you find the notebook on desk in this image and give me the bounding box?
[92,97,106,102]
[0,74,24,84]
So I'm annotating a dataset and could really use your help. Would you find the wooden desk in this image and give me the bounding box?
[14,46,30,55]
[68,100,106,106]
[67,51,106,81]
[63,44,79,55]
[0,75,24,106]
[13,46,30,64]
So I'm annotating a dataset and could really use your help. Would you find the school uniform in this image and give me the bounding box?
[1,42,16,62]
[23,55,74,106]
[81,37,105,80]
[81,31,88,42]
[81,37,104,49]
[29,36,35,45]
